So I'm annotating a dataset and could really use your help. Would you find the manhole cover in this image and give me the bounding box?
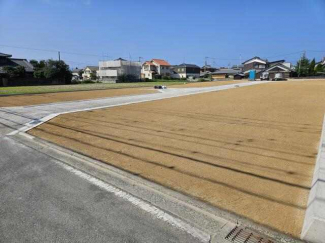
[225,226,275,243]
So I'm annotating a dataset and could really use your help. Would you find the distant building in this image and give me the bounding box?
[211,69,240,80]
[242,56,293,80]
[82,66,98,80]
[72,68,83,79]
[0,52,34,86]
[141,59,172,80]
[242,56,267,75]
[200,65,217,73]
[98,58,141,82]
[263,63,293,80]
[172,63,200,79]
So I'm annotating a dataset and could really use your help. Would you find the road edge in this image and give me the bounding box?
[301,115,325,242]
[12,132,302,243]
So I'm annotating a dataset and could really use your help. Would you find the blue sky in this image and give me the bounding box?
[0,0,325,68]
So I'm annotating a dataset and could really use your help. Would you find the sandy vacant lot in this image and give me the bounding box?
[0,88,156,107]
[29,80,325,237]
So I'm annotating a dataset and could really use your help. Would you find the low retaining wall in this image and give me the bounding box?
[301,115,325,242]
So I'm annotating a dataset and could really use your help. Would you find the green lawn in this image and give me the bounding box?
[0,81,188,96]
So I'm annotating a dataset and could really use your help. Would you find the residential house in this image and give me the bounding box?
[263,63,293,80]
[242,56,267,76]
[141,59,172,80]
[72,68,83,80]
[211,69,240,80]
[98,58,141,82]
[242,56,293,80]
[172,63,200,79]
[200,65,217,78]
[0,52,34,86]
[82,66,99,80]
[200,65,217,73]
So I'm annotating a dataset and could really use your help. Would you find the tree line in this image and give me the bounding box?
[1,59,72,85]
[295,54,325,77]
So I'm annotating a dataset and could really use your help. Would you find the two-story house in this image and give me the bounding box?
[82,66,99,80]
[172,63,200,79]
[141,59,172,80]
[98,58,141,82]
[242,57,267,76]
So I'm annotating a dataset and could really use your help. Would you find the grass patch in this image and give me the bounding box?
[0,81,188,96]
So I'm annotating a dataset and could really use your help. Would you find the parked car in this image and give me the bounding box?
[272,73,287,81]
[260,72,269,81]
[154,85,167,89]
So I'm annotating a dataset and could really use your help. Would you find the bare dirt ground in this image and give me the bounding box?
[171,80,246,88]
[29,80,325,237]
[0,88,156,107]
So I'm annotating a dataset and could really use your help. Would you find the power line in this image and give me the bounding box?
[0,44,104,58]
[266,51,304,59]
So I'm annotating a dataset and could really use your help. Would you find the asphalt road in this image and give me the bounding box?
[0,136,201,243]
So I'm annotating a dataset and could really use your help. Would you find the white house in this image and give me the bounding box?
[141,59,172,80]
[82,66,99,80]
[98,58,141,82]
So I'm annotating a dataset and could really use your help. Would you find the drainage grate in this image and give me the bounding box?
[225,226,275,243]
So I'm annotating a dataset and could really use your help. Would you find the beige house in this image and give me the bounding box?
[141,59,172,79]
[82,66,99,80]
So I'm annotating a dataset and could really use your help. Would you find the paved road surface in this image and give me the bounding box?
[0,136,202,243]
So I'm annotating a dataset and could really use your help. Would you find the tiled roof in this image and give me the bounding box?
[85,66,98,71]
[176,63,200,68]
[211,69,240,75]
[10,59,34,72]
[0,52,12,58]
[152,59,171,66]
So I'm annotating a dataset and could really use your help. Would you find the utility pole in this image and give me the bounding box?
[58,51,61,61]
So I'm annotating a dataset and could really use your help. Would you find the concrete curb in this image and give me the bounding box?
[301,115,325,243]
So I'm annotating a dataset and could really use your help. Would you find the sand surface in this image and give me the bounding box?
[29,80,325,237]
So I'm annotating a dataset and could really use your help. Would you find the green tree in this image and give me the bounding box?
[2,66,26,79]
[78,69,84,78]
[315,64,325,74]
[90,72,97,80]
[296,54,310,77]
[309,58,316,76]
[30,60,46,79]
[43,60,72,84]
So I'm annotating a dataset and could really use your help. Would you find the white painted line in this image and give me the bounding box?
[55,158,211,242]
